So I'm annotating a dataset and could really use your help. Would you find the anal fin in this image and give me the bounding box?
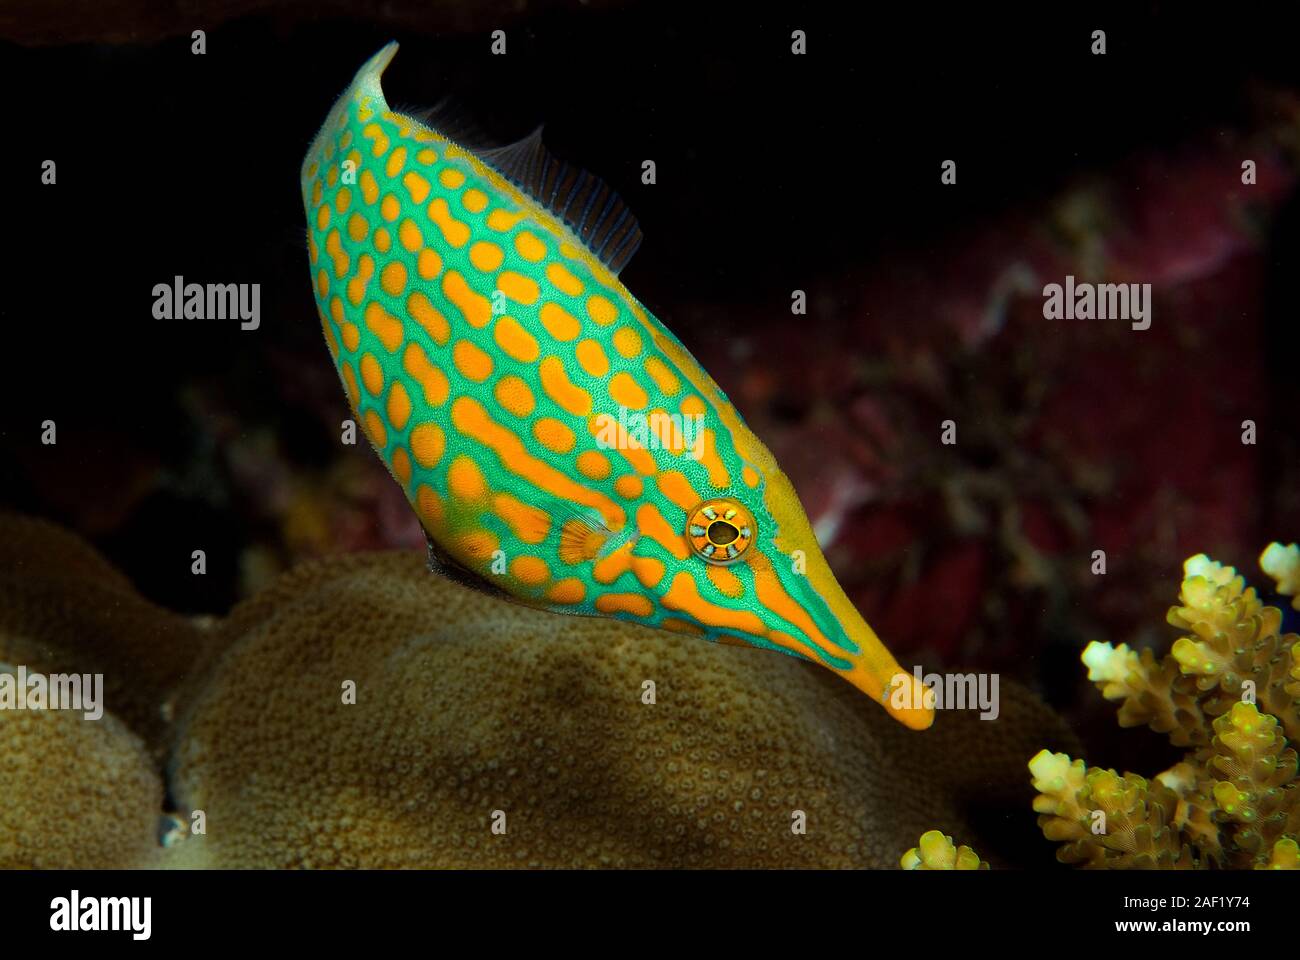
[424,531,512,602]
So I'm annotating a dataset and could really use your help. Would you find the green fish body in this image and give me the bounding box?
[301,43,933,729]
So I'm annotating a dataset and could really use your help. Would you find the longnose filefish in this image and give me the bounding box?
[301,43,934,730]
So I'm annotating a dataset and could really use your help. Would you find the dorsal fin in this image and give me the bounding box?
[478,128,643,275]
[374,46,643,274]
[400,96,504,155]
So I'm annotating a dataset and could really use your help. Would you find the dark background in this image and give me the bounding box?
[2,1,1300,773]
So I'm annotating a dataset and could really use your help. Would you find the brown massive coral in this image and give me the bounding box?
[0,658,162,869]
[0,515,202,867]
[166,552,1077,868]
[0,514,214,756]
[0,514,1078,869]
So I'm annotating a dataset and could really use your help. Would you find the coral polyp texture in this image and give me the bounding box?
[0,514,207,867]
[0,514,215,757]
[165,552,1076,869]
[1029,546,1300,869]
[0,660,162,869]
[0,514,1079,869]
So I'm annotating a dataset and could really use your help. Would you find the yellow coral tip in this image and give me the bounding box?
[1262,838,1299,869]
[900,830,986,869]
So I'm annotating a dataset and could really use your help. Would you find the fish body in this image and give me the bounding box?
[301,43,933,729]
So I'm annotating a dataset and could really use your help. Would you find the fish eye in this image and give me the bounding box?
[686,499,755,565]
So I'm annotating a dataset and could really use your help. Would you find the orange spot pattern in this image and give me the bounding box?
[304,85,805,657]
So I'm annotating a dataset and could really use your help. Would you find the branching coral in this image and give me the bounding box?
[1031,546,1300,869]
[1261,542,1300,610]
[900,830,987,870]
[1028,752,1195,868]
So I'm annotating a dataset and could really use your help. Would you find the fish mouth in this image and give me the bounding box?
[766,547,935,730]
[879,667,936,731]
[836,614,935,731]
[748,542,936,729]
